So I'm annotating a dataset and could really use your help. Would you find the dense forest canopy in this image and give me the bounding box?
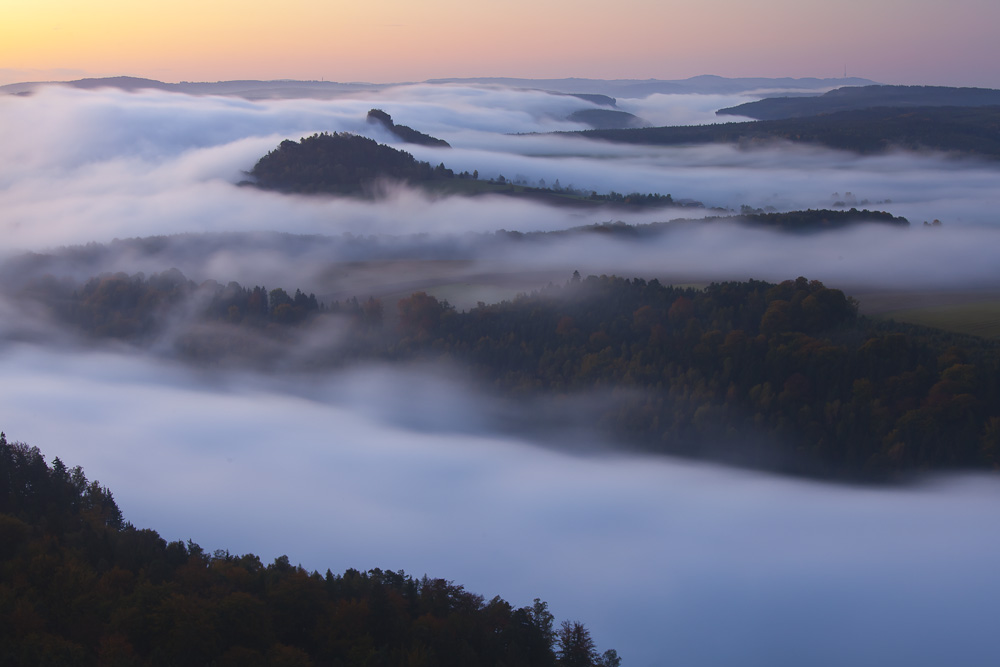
[387,276,1000,479]
[249,132,459,195]
[10,269,1000,481]
[0,432,619,667]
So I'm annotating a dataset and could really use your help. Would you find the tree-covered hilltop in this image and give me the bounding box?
[717,85,1000,120]
[13,270,1000,480]
[391,276,1000,479]
[566,106,1000,159]
[247,133,682,207]
[366,109,451,147]
[249,132,461,194]
[0,433,620,667]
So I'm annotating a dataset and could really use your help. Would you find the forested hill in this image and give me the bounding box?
[249,132,460,194]
[0,433,619,667]
[567,106,1000,159]
[13,271,1000,481]
[247,133,683,206]
[389,277,1000,480]
[717,85,1000,120]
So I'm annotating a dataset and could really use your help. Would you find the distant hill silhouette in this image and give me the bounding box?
[366,109,450,147]
[2,75,878,100]
[718,85,1000,120]
[565,105,1000,159]
[567,108,648,129]
[563,93,617,107]
[424,75,878,97]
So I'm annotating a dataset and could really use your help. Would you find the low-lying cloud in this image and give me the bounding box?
[4,81,1000,667]
[3,85,1000,299]
[3,85,1000,251]
[2,345,999,667]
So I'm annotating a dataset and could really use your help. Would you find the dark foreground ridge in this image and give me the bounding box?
[10,270,1000,481]
[0,432,619,667]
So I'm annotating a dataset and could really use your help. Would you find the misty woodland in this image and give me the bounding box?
[3,76,1000,666]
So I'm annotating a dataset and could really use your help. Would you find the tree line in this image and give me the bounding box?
[14,270,1000,480]
[387,275,1000,479]
[0,433,619,667]
[18,269,328,340]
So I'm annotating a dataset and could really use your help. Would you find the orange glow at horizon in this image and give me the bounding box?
[3,0,1000,87]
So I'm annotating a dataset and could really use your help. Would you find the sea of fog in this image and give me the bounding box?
[2,82,1000,666]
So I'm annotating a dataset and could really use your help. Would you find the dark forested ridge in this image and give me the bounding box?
[566,109,646,130]
[568,106,1000,159]
[249,132,461,195]
[717,85,1000,120]
[12,270,1000,480]
[247,132,682,207]
[709,208,907,231]
[366,109,451,147]
[513,208,908,239]
[0,433,619,667]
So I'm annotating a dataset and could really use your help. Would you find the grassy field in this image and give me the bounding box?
[877,301,1000,339]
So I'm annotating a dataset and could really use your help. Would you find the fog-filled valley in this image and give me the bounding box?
[3,80,1000,666]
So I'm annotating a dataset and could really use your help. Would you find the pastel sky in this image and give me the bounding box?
[3,0,999,87]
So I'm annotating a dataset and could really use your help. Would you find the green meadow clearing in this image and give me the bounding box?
[877,300,1000,339]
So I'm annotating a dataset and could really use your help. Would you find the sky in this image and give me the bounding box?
[2,84,1000,666]
[3,0,1000,87]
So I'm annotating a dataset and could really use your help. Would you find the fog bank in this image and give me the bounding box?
[1,344,999,667]
[3,86,999,256]
[4,81,1000,667]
